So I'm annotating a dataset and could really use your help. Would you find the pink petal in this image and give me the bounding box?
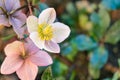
[9,11,27,38]
[1,56,23,74]
[4,41,24,56]
[52,22,70,43]
[44,40,60,53]
[16,60,38,80]
[38,8,56,24]
[24,38,39,55]
[5,0,20,12]
[29,50,53,66]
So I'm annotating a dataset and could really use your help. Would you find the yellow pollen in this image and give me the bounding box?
[37,23,53,40]
[20,44,28,59]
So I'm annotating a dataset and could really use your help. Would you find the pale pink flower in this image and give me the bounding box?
[27,8,71,53]
[1,40,53,80]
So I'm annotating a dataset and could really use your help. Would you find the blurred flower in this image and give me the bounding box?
[1,39,52,80]
[0,0,27,38]
[27,8,70,53]
[76,1,97,13]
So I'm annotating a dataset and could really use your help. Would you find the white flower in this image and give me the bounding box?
[27,8,70,53]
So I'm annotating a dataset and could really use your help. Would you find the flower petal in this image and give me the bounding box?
[52,22,70,43]
[30,32,44,49]
[4,0,20,12]
[9,11,27,38]
[29,50,53,66]
[39,8,56,24]
[0,15,10,26]
[1,57,23,74]
[24,38,39,54]
[4,41,24,56]
[27,16,38,33]
[0,0,6,11]
[16,60,38,80]
[44,40,60,53]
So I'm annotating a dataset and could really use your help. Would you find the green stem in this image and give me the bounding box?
[2,34,16,41]
[32,0,36,5]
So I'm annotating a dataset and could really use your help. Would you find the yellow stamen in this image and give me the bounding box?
[37,23,53,40]
[20,43,28,59]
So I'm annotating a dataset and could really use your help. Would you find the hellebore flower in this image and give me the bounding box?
[27,8,71,53]
[1,40,53,80]
[0,0,27,38]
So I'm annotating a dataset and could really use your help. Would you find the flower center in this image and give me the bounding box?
[20,47,28,59]
[37,23,53,40]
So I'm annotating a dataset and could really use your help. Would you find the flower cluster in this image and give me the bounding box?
[0,0,70,80]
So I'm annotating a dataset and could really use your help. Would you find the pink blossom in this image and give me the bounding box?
[0,39,53,80]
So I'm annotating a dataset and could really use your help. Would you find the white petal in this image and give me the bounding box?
[30,32,44,49]
[39,8,56,24]
[52,22,71,43]
[27,16,38,33]
[44,40,60,53]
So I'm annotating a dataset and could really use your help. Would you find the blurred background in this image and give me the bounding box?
[1,0,120,80]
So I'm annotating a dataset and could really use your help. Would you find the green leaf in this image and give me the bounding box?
[41,66,53,80]
[52,59,68,77]
[98,9,110,32]
[66,2,76,16]
[90,9,110,40]
[71,35,98,51]
[79,14,88,27]
[112,72,120,80]
[118,59,120,67]
[105,20,120,44]
[89,45,108,69]
[32,0,40,5]
[89,64,100,79]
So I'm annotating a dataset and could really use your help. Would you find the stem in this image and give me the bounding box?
[27,0,33,15]
[104,63,120,73]
[10,5,28,14]
[32,0,36,5]
[0,7,7,16]
[2,34,16,41]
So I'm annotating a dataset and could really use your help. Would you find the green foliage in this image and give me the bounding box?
[118,59,120,67]
[89,64,100,79]
[90,8,110,40]
[79,14,88,27]
[66,2,76,17]
[41,66,53,80]
[71,35,98,51]
[89,45,108,69]
[112,72,120,80]
[34,3,48,17]
[32,0,40,5]
[105,20,120,44]
[61,43,78,61]
[52,59,68,77]
[100,0,120,10]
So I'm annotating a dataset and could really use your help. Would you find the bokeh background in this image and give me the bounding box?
[1,0,120,80]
